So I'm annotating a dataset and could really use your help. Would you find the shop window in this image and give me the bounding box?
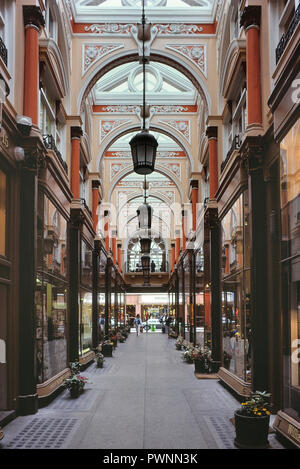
[81,240,93,289]
[80,290,92,355]
[0,168,6,256]
[36,191,68,384]
[280,119,300,415]
[221,192,251,382]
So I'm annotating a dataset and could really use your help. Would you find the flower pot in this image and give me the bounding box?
[69,385,81,398]
[234,411,270,449]
[102,344,113,357]
[194,359,207,374]
[176,344,182,350]
[97,361,104,368]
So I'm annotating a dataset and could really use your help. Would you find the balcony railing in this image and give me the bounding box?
[221,135,241,173]
[0,36,7,66]
[43,134,68,173]
[80,198,93,219]
[276,3,300,64]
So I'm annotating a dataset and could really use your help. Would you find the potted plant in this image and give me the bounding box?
[181,347,194,364]
[175,337,184,350]
[117,331,125,343]
[234,391,271,449]
[101,339,114,357]
[96,351,105,368]
[63,362,88,398]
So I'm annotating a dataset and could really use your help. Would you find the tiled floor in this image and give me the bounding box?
[0,333,286,450]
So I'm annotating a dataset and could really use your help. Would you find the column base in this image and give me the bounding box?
[245,123,264,138]
[18,393,38,416]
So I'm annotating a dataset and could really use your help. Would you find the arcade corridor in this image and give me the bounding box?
[0,333,284,450]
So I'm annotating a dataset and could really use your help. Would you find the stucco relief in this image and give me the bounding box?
[158,119,191,143]
[82,43,124,75]
[99,119,132,143]
[165,44,207,77]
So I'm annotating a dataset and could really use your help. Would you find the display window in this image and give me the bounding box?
[280,119,300,421]
[0,168,6,257]
[80,290,92,355]
[36,191,68,384]
[221,191,251,382]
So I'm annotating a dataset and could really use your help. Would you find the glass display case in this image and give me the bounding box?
[79,239,93,356]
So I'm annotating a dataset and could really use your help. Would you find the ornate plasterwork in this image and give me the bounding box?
[99,119,132,143]
[155,24,204,35]
[83,23,206,37]
[110,162,132,180]
[84,23,132,35]
[97,104,192,113]
[158,119,191,143]
[159,162,181,180]
[105,150,186,158]
[82,43,124,75]
[165,44,207,77]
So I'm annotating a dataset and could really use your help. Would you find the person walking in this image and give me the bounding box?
[134,314,142,336]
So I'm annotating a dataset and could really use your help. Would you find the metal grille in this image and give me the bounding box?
[4,417,79,449]
[203,416,236,449]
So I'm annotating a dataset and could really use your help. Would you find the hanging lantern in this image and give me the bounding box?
[140,237,152,254]
[137,203,153,229]
[141,255,150,276]
[130,131,158,175]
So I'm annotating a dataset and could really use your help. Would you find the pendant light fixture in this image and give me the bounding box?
[129,0,158,175]
[137,175,152,254]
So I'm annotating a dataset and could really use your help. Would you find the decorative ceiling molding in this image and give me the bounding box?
[110,162,132,181]
[165,44,207,77]
[93,104,197,113]
[158,119,191,143]
[99,119,132,143]
[82,43,124,75]
[159,162,181,180]
[84,23,133,35]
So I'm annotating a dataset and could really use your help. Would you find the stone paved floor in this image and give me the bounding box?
[0,333,285,450]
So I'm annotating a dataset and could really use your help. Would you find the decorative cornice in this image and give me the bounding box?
[240,6,261,30]
[23,5,45,30]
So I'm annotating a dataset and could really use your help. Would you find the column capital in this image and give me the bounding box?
[190,180,199,189]
[71,126,83,140]
[240,135,265,174]
[23,6,45,30]
[206,126,218,140]
[92,179,101,190]
[240,5,261,30]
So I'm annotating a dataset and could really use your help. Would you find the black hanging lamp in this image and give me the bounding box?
[129,0,158,175]
[138,175,152,254]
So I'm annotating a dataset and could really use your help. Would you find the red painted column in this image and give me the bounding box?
[92,181,100,233]
[191,181,198,232]
[240,6,262,126]
[206,127,218,199]
[182,210,187,252]
[117,244,122,273]
[171,243,175,272]
[71,127,82,199]
[104,210,110,253]
[204,290,211,327]
[112,231,117,265]
[176,236,181,264]
[23,6,45,125]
